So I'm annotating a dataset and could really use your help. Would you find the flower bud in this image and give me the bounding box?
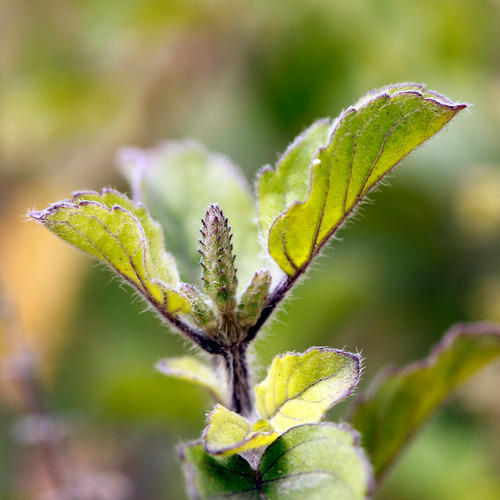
[199,204,238,313]
[236,270,271,328]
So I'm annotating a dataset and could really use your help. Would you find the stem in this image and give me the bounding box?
[222,344,253,416]
[158,273,301,414]
[217,276,301,416]
[158,308,222,354]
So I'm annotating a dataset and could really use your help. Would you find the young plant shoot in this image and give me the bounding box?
[30,84,500,499]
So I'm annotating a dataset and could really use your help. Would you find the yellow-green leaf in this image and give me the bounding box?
[257,119,331,238]
[259,424,373,499]
[263,84,466,276]
[29,189,189,315]
[156,356,226,403]
[255,347,360,433]
[350,322,500,481]
[203,404,278,456]
[73,189,180,285]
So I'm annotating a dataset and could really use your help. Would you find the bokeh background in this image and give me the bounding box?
[1,1,499,498]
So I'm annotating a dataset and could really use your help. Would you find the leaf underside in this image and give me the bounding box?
[255,347,360,434]
[349,322,500,481]
[30,189,190,314]
[258,84,466,276]
[181,423,373,500]
[156,356,226,403]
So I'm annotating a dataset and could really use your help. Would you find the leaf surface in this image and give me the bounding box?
[350,322,500,480]
[261,84,466,276]
[181,423,373,499]
[255,348,360,433]
[30,189,189,314]
[259,424,372,500]
[156,356,226,403]
[258,119,331,238]
[180,442,258,499]
[119,140,264,288]
[203,404,277,456]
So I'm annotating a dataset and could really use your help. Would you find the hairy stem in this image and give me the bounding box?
[159,274,302,413]
[222,344,253,416]
[157,308,222,354]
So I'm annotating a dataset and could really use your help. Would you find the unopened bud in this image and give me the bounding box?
[199,204,238,313]
[236,270,271,328]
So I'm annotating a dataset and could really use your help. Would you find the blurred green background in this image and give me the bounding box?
[1,0,499,498]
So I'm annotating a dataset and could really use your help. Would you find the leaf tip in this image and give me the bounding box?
[27,209,45,222]
[27,200,73,223]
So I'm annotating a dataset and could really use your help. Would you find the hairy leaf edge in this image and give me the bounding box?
[256,346,362,421]
[264,85,467,277]
[255,118,332,241]
[156,358,226,404]
[29,189,188,314]
[259,422,376,496]
[201,405,278,456]
[349,321,500,482]
[179,422,375,499]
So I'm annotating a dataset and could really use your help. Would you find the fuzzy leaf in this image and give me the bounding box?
[180,443,257,499]
[259,424,373,499]
[156,356,226,403]
[119,140,264,288]
[203,404,278,456]
[73,189,180,285]
[258,119,331,238]
[181,423,373,499]
[30,189,190,314]
[350,322,500,480]
[255,348,360,433]
[261,84,466,276]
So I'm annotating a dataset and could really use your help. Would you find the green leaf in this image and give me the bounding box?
[30,189,189,315]
[180,442,258,499]
[255,347,360,433]
[73,189,181,285]
[349,322,500,481]
[261,84,466,276]
[203,404,278,456]
[156,356,226,403]
[259,424,372,499]
[118,140,265,288]
[181,423,373,499]
[257,119,331,238]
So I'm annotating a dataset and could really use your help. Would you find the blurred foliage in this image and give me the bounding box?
[0,0,499,498]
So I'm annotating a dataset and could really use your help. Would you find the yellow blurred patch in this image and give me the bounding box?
[0,181,87,404]
[454,165,500,243]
